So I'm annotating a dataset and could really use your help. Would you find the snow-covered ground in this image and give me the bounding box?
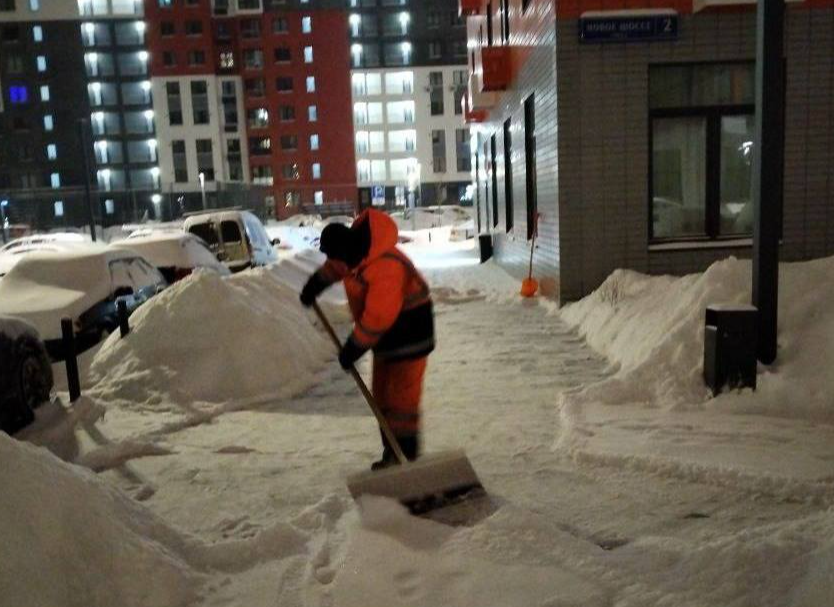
[4,237,834,607]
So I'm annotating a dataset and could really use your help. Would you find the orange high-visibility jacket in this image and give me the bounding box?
[316,209,435,361]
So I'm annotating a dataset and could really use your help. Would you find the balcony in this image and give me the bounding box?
[481,46,512,91]
[459,0,481,17]
[461,93,487,124]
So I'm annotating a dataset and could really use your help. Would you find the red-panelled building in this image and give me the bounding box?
[145,0,357,218]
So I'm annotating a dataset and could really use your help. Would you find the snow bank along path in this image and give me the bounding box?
[561,255,834,423]
[88,264,335,414]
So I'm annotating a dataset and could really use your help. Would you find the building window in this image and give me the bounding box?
[219,51,234,68]
[649,62,755,241]
[245,78,265,97]
[40,85,50,101]
[29,0,39,10]
[252,166,273,186]
[276,76,293,92]
[190,80,209,124]
[428,41,442,60]
[33,25,43,42]
[50,172,60,188]
[227,139,243,181]
[54,201,64,217]
[308,105,317,122]
[281,163,300,180]
[166,81,183,125]
[185,20,203,36]
[274,47,291,62]
[301,16,311,33]
[240,18,260,38]
[306,76,315,93]
[524,94,536,240]
[188,50,205,66]
[250,136,271,155]
[221,80,238,130]
[43,114,53,130]
[9,85,28,104]
[273,17,288,34]
[244,49,264,69]
[196,139,214,181]
[432,129,446,173]
[36,55,46,71]
[172,140,188,182]
[429,71,444,115]
[247,107,269,128]
[47,143,57,160]
[284,190,301,207]
[161,21,175,36]
[163,51,176,67]
[280,134,298,150]
[279,105,295,121]
[501,121,511,231]
[309,133,319,150]
[427,11,441,28]
[304,46,314,63]
[312,163,321,179]
[314,190,324,205]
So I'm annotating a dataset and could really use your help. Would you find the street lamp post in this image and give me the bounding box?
[198,172,207,210]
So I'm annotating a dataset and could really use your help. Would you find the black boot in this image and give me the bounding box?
[371,432,420,470]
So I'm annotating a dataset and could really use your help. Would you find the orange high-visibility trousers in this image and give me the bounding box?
[371,356,428,438]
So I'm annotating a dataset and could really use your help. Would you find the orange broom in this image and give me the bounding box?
[520,213,539,298]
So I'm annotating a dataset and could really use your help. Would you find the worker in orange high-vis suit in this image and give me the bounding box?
[299,209,434,470]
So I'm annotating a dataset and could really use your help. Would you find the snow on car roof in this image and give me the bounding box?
[112,232,225,271]
[0,232,91,252]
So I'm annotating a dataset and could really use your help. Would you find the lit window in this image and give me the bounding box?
[33,26,43,42]
[310,134,319,150]
[37,56,47,72]
[9,86,28,104]
[308,105,317,122]
[54,201,64,217]
[29,0,40,10]
[47,144,57,159]
[105,199,115,215]
[43,114,54,130]
[40,85,50,101]
[50,173,60,188]
[304,46,313,63]
[314,191,324,205]
[306,76,315,93]
[302,16,312,33]
[312,163,321,179]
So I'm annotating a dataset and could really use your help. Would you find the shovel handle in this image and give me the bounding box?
[311,302,407,465]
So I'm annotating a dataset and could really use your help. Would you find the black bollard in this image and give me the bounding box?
[61,318,81,403]
[117,300,130,338]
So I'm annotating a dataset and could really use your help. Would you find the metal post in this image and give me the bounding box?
[751,0,785,365]
[0,200,8,244]
[61,318,81,403]
[117,300,130,338]
[77,119,98,242]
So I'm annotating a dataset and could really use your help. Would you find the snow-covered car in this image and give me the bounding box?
[0,245,167,358]
[112,232,230,283]
[0,316,53,435]
[0,232,91,253]
[184,209,278,272]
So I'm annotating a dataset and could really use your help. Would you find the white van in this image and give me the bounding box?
[182,209,278,272]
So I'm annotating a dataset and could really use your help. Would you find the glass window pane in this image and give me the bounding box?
[652,117,707,239]
[719,115,755,236]
[650,63,754,109]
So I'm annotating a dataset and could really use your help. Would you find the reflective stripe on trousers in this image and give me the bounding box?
[371,355,428,434]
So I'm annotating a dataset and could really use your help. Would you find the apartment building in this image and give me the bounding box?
[146,0,357,218]
[463,0,834,302]
[0,0,160,228]
[348,0,471,209]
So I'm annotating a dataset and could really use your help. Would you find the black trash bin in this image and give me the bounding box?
[703,304,758,396]
[478,233,493,263]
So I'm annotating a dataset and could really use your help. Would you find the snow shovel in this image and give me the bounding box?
[312,302,485,514]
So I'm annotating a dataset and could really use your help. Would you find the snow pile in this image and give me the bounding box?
[561,255,834,421]
[0,433,202,607]
[89,267,332,408]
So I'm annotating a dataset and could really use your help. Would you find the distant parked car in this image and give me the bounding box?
[113,232,230,283]
[0,316,53,435]
[183,209,278,272]
[0,245,167,359]
[0,234,93,279]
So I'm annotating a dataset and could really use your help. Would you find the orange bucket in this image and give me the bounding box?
[520,277,539,298]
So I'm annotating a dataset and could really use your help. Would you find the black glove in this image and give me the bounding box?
[338,337,367,370]
[300,273,327,308]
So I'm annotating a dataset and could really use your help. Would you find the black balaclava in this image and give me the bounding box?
[320,220,371,268]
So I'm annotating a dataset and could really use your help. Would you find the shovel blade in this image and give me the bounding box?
[347,449,485,514]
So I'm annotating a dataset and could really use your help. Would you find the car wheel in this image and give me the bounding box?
[0,333,35,435]
[15,334,54,411]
